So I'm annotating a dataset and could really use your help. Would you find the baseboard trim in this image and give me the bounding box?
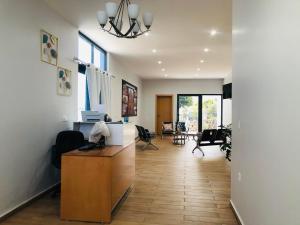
[0,182,60,222]
[230,200,245,225]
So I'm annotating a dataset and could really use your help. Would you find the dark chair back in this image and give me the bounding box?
[135,125,143,138]
[176,122,187,132]
[162,121,174,132]
[136,125,151,141]
[52,131,85,169]
[215,129,226,142]
[201,129,218,142]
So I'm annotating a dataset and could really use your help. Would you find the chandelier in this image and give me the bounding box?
[97,0,154,39]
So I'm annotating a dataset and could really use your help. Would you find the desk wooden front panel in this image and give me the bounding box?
[111,144,135,208]
[60,143,135,223]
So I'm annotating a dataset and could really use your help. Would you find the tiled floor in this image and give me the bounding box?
[1,138,237,225]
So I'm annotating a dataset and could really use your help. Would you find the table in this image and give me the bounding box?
[186,131,200,140]
[173,131,187,145]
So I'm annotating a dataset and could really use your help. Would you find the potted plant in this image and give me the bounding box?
[220,124,232,161]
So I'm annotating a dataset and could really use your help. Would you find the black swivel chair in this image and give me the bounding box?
[136,125,159,150]
[51,130,85,196]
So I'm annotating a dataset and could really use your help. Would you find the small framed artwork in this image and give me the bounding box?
[40,30,58,66]
[122,80,138,117]
[57,67,72,96]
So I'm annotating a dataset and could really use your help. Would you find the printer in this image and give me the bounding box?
[81,111,105,122]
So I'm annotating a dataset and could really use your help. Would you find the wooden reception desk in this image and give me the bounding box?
[60,142,135,223]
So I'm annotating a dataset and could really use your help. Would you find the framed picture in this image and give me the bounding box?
[57,67,72,96]
[40,30,58,66]
[122,80,138,117]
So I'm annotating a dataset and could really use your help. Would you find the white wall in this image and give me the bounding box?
[232,0,300,224]
[0,0,78,217]
[223,74,232,126]
[142,79,223,131]
[108,54,143,128]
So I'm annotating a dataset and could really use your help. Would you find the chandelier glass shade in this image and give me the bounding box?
[97,0,153,38]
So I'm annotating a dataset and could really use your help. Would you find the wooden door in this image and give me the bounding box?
[156,95,173,134]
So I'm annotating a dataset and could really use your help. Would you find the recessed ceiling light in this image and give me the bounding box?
[158,61,162,64]
[200,60,205,63]
[164,74,168,77]
[161,68,166,72]
[152,49,157,53]
[197,68,201,71]
[210,29,217,36]
[204,48,210,52]
[145,32,150,37]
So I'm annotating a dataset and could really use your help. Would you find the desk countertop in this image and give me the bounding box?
[63,143,133,158]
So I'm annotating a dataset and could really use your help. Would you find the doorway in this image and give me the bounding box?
[156,95,173,134]
[177,94,223,132]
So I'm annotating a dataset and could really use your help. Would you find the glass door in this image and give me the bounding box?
[177,94,223,132]
[202,95,222,129]
[178,95,199,132]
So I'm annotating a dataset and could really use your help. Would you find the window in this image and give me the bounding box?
[77,32,107,120]
[177,94,223,132]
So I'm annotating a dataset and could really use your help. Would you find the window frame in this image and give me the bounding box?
[78,32,107,111]
[78,31,107,70]
[176,94,223,132]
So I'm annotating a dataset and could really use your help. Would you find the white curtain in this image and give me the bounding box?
[86,65,112,114]
[99,71,112,115]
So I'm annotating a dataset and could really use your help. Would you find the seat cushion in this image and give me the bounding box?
[163,124,173,131]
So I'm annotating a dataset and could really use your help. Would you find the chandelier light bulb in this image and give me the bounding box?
[132,21,140,34]
[128,4,140,20]
[143,12,154,29]
[105,2,118,19]
[97,11,108,27]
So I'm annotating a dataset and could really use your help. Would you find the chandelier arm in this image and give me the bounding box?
[114,0,124,29]
[109,20,124,36]
[108,24,113,32]
[125,0,132,36]
[132,30,150,38]
[103,30,123,37]
[124,22,136,36]
[137,19,142,32]
[103,29,151,39]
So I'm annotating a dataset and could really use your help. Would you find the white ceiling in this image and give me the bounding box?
[45,0,232,80]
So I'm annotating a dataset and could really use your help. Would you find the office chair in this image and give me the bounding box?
[136,125,158,150]
[51,130,85,196]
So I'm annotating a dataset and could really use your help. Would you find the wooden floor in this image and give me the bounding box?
[1,138,238,225]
